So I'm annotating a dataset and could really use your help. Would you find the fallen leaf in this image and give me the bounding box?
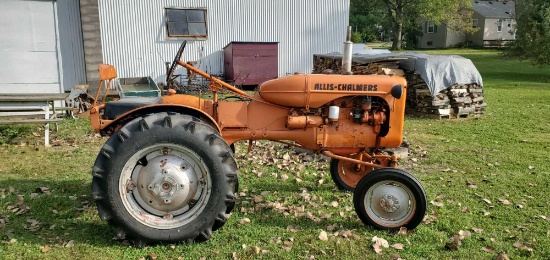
[392,243,404,250]
[390,254,402,260]
[330,201,339,207]
[472,227,483,234]
[253,196,262,203]
[498,198,511,205]
[513,241,534,252]
[239,218,251,224]
[327,224,336,232]
[450,235,462,246]
[444,243,458,251]
[482,199,492,204]
[430,200,444,207]
[146,253,158,260]
[286,225,300,232]
[373,243,383,254]
[466,180,478,189]
[481,246,495,253]
[398,227,408,236]
[253,246,260,255]
[282,153,290,160]
[458,230,472,239]
[318,231,328,241]
[496,252,510,260]
[40,245,52,253]
[372,236,389,248]
[65,240,75,248]
[338,230,352,238]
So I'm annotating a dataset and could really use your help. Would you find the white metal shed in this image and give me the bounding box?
[97,0,350,83]
[0,0,86,94]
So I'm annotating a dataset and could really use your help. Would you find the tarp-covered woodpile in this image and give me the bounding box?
[313,54,406,75]
[312,53,486,118]
[406,74,487,118]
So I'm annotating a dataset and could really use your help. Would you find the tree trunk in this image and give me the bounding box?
[391,22,403,50]
[388,1,404,50]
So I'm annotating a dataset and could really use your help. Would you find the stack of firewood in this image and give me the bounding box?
[312,55,486,118]
[406,73,487,118]
[312,55,403,75]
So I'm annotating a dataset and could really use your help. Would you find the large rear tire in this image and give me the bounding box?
[353,168,426,230]
[91,113,238,246]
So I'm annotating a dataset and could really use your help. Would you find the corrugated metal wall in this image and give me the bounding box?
[57,0,87,91]
[98,0,349,83]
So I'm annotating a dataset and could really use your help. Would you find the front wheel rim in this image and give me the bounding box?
[119,143,211,229]
[364,180,416,228]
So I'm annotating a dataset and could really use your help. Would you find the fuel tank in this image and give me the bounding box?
[259,74,407,108]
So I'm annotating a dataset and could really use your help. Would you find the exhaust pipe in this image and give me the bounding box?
[342,26,353,75]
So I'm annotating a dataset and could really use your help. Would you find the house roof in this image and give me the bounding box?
[472,1,516,18]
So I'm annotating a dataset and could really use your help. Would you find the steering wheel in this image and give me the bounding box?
[166,40,188,83]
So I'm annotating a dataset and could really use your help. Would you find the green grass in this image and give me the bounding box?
[1,49,549,259]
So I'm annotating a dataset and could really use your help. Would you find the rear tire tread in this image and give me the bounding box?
[91,113,238,245]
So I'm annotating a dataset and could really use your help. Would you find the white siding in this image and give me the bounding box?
[98,0,350,83]
[0,0,61,93]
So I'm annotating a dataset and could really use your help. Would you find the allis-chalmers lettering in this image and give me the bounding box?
[314,83,378,91]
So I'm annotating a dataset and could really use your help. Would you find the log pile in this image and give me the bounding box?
[312,54,486,118]
[312,55,403,75]
[406,73,487,118]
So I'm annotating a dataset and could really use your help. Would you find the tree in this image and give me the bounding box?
[349,0,387,42]
[506,0,550,66]
[379,0,475,50]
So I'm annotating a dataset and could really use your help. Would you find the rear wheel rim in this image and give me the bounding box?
[364,180,415,228]
[119,143,211,229]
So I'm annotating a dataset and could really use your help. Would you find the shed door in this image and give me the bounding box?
[0,0,61,94]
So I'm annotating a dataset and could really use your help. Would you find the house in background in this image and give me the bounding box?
[417,0,516,49]
[0,0,350,94]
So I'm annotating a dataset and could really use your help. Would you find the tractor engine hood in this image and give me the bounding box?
[258,74,406,108]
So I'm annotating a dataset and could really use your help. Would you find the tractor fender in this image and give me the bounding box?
[99,104,220,136]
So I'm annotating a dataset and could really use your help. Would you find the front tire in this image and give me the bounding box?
[353,168,426,230]
[91,113,238,245]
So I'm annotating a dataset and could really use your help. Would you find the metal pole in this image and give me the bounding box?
[342,26,353,74]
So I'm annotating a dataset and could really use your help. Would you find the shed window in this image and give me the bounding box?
[472,19,478,28]
[497,19,503,32]
[425,21,437,33]
[165,8,207,38]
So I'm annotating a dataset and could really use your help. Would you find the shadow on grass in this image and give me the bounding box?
[0,177,376,247]
[0,179,116,247]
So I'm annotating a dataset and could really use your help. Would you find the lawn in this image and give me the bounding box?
[0,49,549,259]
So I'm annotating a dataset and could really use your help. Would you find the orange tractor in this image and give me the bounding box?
[90,41,427,245]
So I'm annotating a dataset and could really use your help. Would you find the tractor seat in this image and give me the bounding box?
[104,97,164,119]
